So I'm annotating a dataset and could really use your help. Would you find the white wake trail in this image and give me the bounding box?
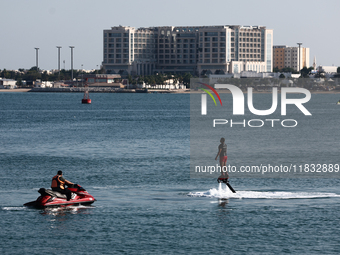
[188,185,340,199]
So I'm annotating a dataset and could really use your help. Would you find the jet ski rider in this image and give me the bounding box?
[51,170,74,201]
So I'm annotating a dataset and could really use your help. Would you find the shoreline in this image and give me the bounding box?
[0,88,32,92]
[1,88,340,94]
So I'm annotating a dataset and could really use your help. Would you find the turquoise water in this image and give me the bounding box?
[0,92,340,254]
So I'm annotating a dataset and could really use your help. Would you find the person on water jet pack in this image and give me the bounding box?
[51,170,74,201]
[215,138,236,193]
[215,137,228,177]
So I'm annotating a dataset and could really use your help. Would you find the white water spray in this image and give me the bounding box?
[189,186,340,199]
[218,182,222,192]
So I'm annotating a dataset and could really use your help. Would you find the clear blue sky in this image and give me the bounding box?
[1,0,339,70]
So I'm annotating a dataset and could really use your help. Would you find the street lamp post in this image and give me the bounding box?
[69,46,75,81]
[56,46,62,80]
[81,64,83,87]
[34,48,39,71]
[297,42,302,73]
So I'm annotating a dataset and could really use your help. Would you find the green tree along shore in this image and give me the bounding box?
[0,67,90,87]
[1,66,340,88]
[0,67,195,88]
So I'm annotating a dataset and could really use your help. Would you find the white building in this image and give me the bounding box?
[318,66,337,74]
[34,80,53,88]
[0,78,17,89]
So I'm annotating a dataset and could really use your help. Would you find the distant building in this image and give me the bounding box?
[318,66,337,74]
[0,78,17,89]
[102,25,273,76]
[53,82,69,88]
[83,74,125,88]
[34,80,53,88]
[273,45,310,71]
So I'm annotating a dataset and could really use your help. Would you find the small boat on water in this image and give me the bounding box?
[337,100,340,105]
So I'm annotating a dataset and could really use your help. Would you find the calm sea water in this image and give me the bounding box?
[1,92,340,254]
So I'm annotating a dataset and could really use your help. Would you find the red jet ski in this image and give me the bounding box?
[24,184,96,208]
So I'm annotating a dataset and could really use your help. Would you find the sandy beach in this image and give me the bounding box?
[0,89,31,92]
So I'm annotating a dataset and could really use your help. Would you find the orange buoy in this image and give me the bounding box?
[82,98,91,104]
[82,84,91,104]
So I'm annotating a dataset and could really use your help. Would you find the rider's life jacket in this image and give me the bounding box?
[51,175,65,189]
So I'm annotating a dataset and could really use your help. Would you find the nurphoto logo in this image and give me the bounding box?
[199,83,312,128]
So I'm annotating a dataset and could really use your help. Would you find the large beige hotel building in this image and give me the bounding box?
[102,25,273,76]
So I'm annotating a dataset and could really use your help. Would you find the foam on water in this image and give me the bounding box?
[2,206,27,211]
[2,205,95,212]
[41,204,95,213]
[188,183,340,199]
